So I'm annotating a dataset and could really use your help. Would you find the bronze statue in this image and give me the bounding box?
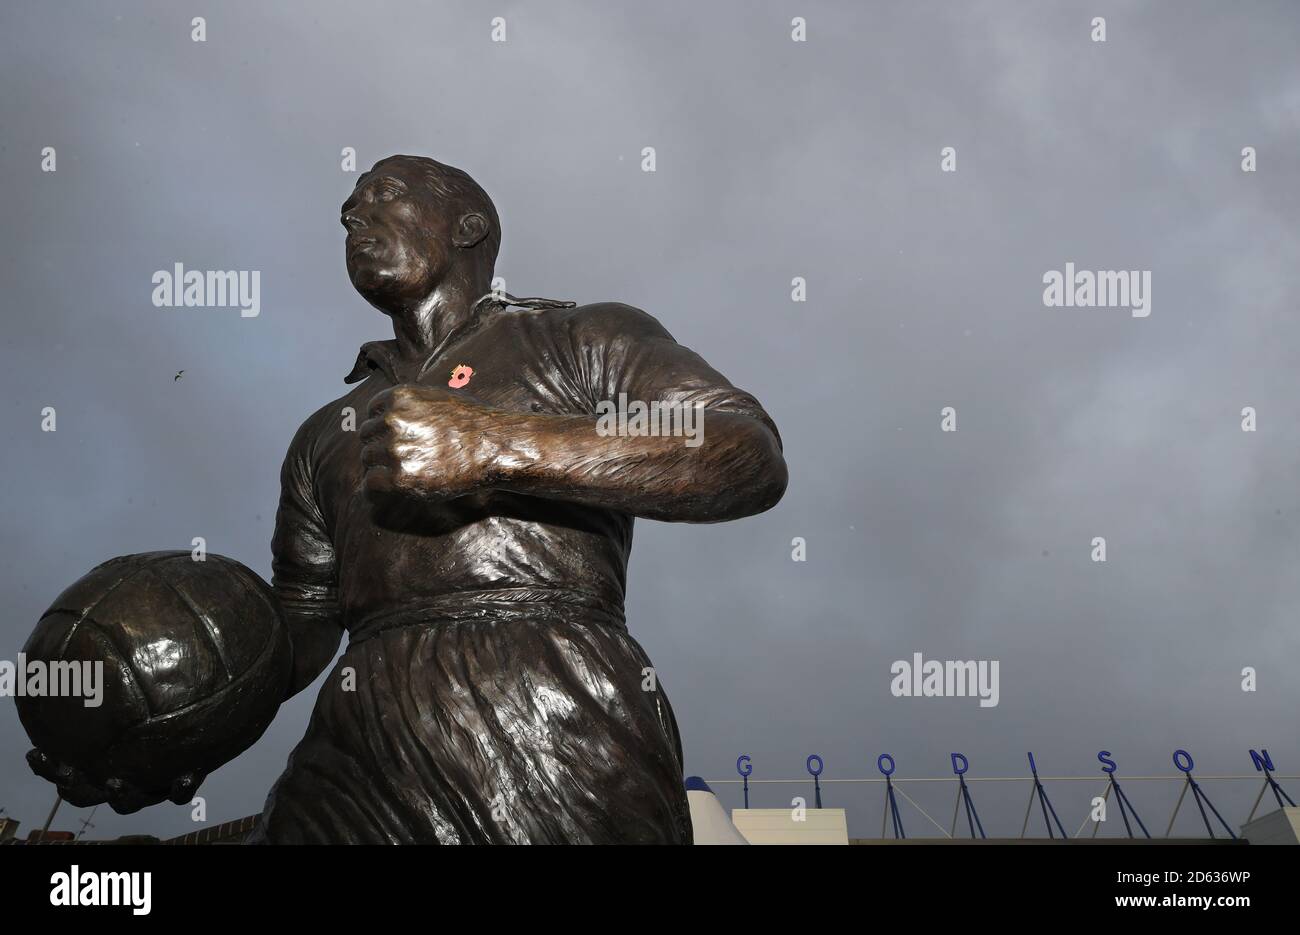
[23,155,788,844]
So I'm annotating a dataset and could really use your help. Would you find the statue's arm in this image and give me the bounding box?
[272,416,345,698]
[487,407,785,522]
[509,303,786,521]
[361,304,787,523]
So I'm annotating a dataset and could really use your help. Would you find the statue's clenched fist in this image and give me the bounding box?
[360,384,511,500]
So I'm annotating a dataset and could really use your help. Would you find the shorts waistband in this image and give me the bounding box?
[345,588,627,645]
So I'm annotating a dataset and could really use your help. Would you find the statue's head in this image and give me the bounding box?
[341,155,500,314]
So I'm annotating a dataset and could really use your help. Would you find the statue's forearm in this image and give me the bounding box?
[490,410,788,522]
[277,596,344,699]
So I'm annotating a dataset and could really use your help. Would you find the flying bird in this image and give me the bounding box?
[174,371,184,381]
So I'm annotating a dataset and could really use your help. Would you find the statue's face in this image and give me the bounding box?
[341,164,455,311]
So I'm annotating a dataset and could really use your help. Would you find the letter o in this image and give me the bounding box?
[877,753,896,777]
[1173,749,1195,773]
[806,754,824,777]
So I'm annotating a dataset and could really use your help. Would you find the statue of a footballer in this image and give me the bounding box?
[18,155,787,844]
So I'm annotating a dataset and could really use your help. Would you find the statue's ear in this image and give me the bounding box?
[453,212,490,249]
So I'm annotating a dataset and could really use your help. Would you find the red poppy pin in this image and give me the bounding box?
[448,364,474,389]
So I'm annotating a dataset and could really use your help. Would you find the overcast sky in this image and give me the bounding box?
[2,0,1298,841]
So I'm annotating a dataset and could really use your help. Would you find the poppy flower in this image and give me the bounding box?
[448,364,474,389]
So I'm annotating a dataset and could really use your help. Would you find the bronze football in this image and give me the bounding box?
[17,551,291,812]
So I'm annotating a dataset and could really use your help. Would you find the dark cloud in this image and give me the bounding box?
[1,1,1296,840]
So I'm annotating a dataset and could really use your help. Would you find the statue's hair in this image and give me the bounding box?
[366,155,501,265]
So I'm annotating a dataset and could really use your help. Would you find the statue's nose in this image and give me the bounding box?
[342,212,367,232]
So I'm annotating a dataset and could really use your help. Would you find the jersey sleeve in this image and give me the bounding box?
[566,302,782,447]
[270,413,340,623]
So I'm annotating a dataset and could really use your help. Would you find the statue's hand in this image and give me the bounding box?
[360,384,509,500]
[26,748,205,815]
